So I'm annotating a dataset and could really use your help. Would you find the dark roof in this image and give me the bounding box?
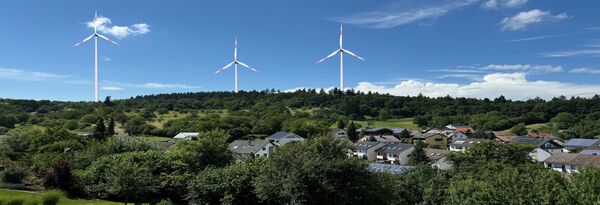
[354,141,384,152]
[424,148,451,161]
[450,138,488,149]
[368,163,412,174]
[579,149,600,156]
[363,128,394,134]
[564,139,600,148]
[229,139,270,154]
[391,128,408,134]
[544,152,600,167]
[375,143,414,155]
[267,131,302,140]
[414,132,446,139]
[510,136,562,148]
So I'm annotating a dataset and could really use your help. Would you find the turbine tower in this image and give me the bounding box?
[215,38,258,93]
[317,24,364,91]
[75,11,119,102]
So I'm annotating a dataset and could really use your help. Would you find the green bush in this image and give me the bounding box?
[6,198,25,205]
[41,190,62,205]
[155,199,173,205]
[0,165,29,183]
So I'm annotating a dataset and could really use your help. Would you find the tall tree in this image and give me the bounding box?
[347,121,359,142]
[408,141,430,165]
[510,123,528,136]
[93,118,107,141]
[103,96,113,106]
[337,119,347,129]
[105,118,115,137]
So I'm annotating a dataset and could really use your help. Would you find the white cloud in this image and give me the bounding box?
[354,73,600,100]
[569,68,600,75]
[504,32,579,43]
[501,9,569,31]
[0,68,69,81]
[338,0,478,29]
[101,56,111,62]
[481,64,564,73]
[542,49,600,57]
[87,16,150,39]
[482,0,528,9]
[101,86,123,91]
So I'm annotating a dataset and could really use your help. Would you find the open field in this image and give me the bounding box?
[355,118,419,129]
[0,189,122,205]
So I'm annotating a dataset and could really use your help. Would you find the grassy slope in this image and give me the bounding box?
[355,118,419,129]
[0,189,122,205]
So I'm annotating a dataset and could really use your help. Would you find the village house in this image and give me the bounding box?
[229,139,274,161]
[172,132,199,140]
[424,148,452,170]
[446,131,469,143]
[413,133,448,148]
[449,138,488,152]
[353,141,386,160]
[563,138,600,151]
[544,152,600,174]
[510,136,564,162]
[375,143,415,165]
[358,134,401,144]
[266,131,304,146]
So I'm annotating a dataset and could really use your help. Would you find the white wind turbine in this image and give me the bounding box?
[215,38,258,93]
[75,11,119,102]
[317,24,365,91]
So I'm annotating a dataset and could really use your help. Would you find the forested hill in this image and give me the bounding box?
[2,89,600,139]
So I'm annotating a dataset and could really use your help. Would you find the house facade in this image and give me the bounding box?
[353,141,386,160]
[413,133,448,148]
[266,131,305,146]
[375,143,415,165]
[510,136,564,162]
[229,139,274,161]
[449,139,487,152]
[424,148,452,170]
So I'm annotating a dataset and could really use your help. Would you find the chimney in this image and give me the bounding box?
[248,138,253,146]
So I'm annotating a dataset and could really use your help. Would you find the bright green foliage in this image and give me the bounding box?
[510,123,528,136]
[446,141,534,171]
[559,167,600,205]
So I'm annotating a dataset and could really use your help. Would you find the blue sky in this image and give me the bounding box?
[1,0,600,101]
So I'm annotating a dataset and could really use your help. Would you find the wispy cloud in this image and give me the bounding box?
[438,74,483,81]
[101,86,123,91]
[428,68,484,73]
[480,64,564,73]
[569,68,600,75]
[87,16,150,39]
[504,32,580,43]
[103,81,200,90]
[501,9,569,31]
[337,0,478,29]
[481,0,528,10]
[542,49,600,57]
[0,67,70,81]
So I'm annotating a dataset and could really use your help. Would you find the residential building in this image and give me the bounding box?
[510,136,564,162]
[424,148,452,170]
[578,148,600,156]
[229,139,274,161]
[375,143,415,165]
[358,135,400,144]
[353,141,386,160]
[544,152,600,174]
[494,135,515,143]
[449,138,488,152]
[173,132,199,140]
[446,131,469,143]
[413,133,448,148]
[266,131,304,146]
[563,138,600,150]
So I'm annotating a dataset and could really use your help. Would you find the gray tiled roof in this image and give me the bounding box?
[354,141,383,152]
[376,143,414,155]
[565,139,600,148]
[229,139,270,154]
[267,131,302,140]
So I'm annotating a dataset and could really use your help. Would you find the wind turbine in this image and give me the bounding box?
[316,24,364,91]
[215,38,258,93]
[74,11,119,102]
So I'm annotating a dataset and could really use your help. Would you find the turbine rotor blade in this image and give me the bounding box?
[344,49,365,61]
[339,23,343,49]
[215,61,234,74]
[316,49,340,64]
[237,61,258,72]
[74,34,95,47]
[97,34,119,45]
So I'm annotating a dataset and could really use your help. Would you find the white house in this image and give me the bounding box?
[353,141,386,160]
[510,136,564,162]
[425,148,453,170]
[173,132,200,140]
[544,152,600,174]
[229,139,274,161]
[375,143,415,165]
[266,131,304,146]
[449,139,487,152]
[446,132,469,143]
[358,135,401,144]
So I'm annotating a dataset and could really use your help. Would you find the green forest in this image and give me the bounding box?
[2,90,600,204]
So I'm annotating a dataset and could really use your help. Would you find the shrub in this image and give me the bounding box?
[155,199,173,205]
[1,164,29,183]
[6,198,25,205]
[41,190,62,205]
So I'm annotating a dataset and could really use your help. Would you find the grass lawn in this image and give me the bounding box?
[355,118,419,129]
[0,189,122,205]
[525,123,548,130]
